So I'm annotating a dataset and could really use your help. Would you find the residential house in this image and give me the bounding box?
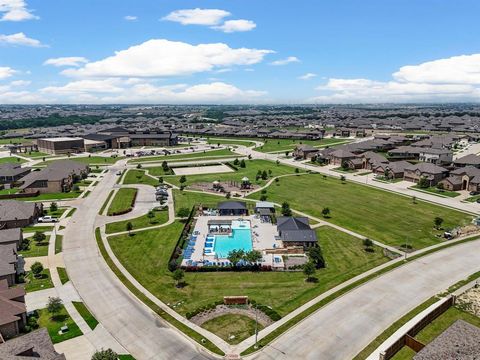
[329,149,357,166]
[373,161,411,179]
[440,166,480,191]
[0,164,30,185]
[418,148,453,165]
[453,154,480,168]
[217,201,248,216]
[19,160,88,194]
[403,163,449,186]
[0,279,26,339]
[335,128,351,137]
[277,217,317,248]
[0,201,43,229]
[362,151,389,170]
[293,144,319,160]
[387,146,422,160]
[0,328,66,359]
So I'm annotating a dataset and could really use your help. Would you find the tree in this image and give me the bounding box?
[225,192,231,199]
[239,159,246,168]
[91,348,119,360]
[177,207,190,218]
[261,170,268,180]
[50,202,58,213]
[147,210,155,223]
[33,231,46,244]
[179,175,187,185]
[281,202,292,217]
[418,176,430,189]
[158,177,164,184]
[136,163,142,169]
[46,296,63,318]
[233,158,240,165]
[436,182,445,191]
[434,216,444,230]
[245,250,262,265]
[248,154,252,160]
[295,168,300,174]
[340,175,346,183]
[276,160,280,165]
[322,207,330,218]
[260,194,267,201]
[308,247,325,269]
[172,269,185,287]
[227,249,245,267]
[285,151,290,157]
[412,196,417,204]
[363,238,374,252]
[341,161,350,171]
[303,261,316,282]
[126,222,133,235]
[31,262,44,278]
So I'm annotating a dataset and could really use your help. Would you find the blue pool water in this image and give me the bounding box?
[213,221,253,258]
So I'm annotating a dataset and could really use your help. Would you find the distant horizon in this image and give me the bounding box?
[1,1,480,104]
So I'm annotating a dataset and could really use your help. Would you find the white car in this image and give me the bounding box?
[38,216,58,223]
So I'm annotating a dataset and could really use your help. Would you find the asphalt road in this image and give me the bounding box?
[248,238,480,360]
[63,162,213,360]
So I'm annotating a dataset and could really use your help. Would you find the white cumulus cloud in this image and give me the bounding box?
[0,66,17,79]
[62,39,273,78]
[124,15,137,21]
[0,0,38,21]
[270,56,300,66]
[44,57,89,67]
[298,73,317,80]
[163,8,230,26]
[212,19,256,33]
[0,32,45,47]
[41,79,126,94]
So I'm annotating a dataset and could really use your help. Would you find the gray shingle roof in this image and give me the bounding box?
[0,201,40,223]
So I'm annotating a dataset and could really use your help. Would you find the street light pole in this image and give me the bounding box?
[254,303,258,348]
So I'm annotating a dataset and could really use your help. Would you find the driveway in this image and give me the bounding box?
[63,164,214,360]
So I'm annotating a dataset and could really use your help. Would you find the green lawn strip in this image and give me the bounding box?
[206,138,257,147]
[128,148,238,164]
[22,225,54,233]
[163,159,303,187]
[57,267,69,284]
[20,239,49,257]
[0,187,20,195]
[202,314,264,345]
[18,190,82,201]
[72,301,99,330]
[44,207,67,218]
[21,151,49,158]
[173,190,222,213]
[0,157,26,164]
[0,137,32,145]
[107,188,137,216]
[123,169,159,186]
[65,207,77,217]
[54,235,63,254]
[248,174,471,249]
[39,156,123,166]
[106,208,169,234]
[108,223,388,318]
[95,228,224,356]
[255,138,349,153]
[464,194,480,203]
[118,356,136,360]
[37,305,83,344]
[410,185,460,198]
[99,190,115,215]
[24,269,54,292]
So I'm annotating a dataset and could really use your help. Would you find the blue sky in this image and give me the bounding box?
[1,0,480,104]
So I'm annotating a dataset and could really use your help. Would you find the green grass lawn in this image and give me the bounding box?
[0,137,32,145]
[44,207,67,218]
[410,185,460,198]
[37,305,83,343]
[254,138,350,153]
[38,156,123,167]
[20,239,49,257]
[21,151,49,158]
[162,159,302,187]
[55,235,63,254]
[123,169,159,186]
[128,148,238,164]
[24,269,54,292]
[173,189,224,213]
[72,301,98,330]
[206,138,258,147]
[108,224,388,317]
[17,190,82,201]
[248,174,471,249]
[0,187,20,195]
[65,207,77,217]
[391,306,480,360]
[0,156,26,164]
[106,208,169,234]
[107,188,137,216]
[22,225,54,233]
[202,314,263,345]
[57,267,69,284]
[99,190,114,215]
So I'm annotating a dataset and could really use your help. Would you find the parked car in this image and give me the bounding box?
[116,171,122,175]
[38,216,58,223]
[470,191,480,196]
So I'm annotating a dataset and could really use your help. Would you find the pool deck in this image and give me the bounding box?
[182,214,280,266]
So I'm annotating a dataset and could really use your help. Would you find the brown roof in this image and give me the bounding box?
[0,201,40,223]
[19,160,88,190]
[0,328,65,360]
[0,279,25,327]
[0,164,30,178]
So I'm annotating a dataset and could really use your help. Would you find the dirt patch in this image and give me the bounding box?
[190,305,274,327]
[458,285,480,317]
[189,181,259,195]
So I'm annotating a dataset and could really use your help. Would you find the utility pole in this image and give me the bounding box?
[254,303,259,348]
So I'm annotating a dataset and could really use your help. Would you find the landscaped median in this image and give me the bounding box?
[107,188,138,216]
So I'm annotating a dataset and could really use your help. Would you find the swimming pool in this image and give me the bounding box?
[213,220,253,258]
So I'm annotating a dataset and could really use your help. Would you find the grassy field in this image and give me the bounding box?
[202,314,263,345]
[206,138,258,147]
[39,156,122,167]
[391,306,480,360]
[254,138,350,153]
[162,160,303,187]
[248,174,471,249]
[57,267,69,284]
[22,225,54,233]
[173,189,224,213]
[20,238,49,257]
[37,306,83,343]
[106,208,169,234]
[108,224,388,316]
[24,269,54,292]
[0,137,33,145]
[0,156,26,164]
[72,301,99,330]
[107,188,137,216]
[128,148,238,164]
[123,169,159,186]
[17,190,83,201]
